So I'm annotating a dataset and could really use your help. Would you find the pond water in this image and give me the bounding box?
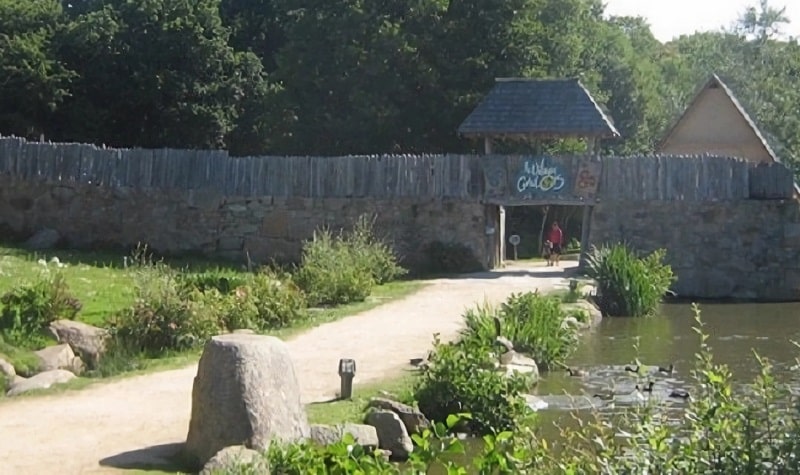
[531,302,800,437]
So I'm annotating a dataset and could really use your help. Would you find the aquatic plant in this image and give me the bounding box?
[460,292,578,370]
[584,243,675,317]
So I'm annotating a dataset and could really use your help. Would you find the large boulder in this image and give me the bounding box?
[24,228,61,250]
[184,334,309,469]
[199,446,267,475]
[35,344,84,375]
[364,410,413,461]
[48,320,109,368]
[6,369,75,396]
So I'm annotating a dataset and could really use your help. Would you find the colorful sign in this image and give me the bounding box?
[515,157,567,195]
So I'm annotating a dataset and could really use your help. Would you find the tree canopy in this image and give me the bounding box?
[1,0,798,174]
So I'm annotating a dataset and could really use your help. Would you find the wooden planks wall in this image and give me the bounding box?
[0,137,795,201]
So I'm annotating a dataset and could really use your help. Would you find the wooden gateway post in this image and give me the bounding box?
[457,78,620,269]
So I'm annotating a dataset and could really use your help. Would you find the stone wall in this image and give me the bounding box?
[591,200,800,301]
[0,175,487,272]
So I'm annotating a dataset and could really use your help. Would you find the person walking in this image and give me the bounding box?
[547,221,564,267]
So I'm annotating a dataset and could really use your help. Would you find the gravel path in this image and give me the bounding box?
[0,262,576,474]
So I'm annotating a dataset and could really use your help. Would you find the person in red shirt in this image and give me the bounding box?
[547,221,564,267]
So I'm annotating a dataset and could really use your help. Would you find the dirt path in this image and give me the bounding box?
[0,262,576,474]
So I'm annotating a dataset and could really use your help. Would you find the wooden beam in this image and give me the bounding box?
[579,205,594,270]
[483,198,589,207]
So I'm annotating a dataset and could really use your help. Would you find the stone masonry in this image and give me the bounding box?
[591,199,800,301]
[0,175,486,272]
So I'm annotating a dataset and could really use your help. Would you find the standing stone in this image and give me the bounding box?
[184,334,310,469]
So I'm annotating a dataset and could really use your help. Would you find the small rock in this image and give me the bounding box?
[309,423,379,449]
[524,394,549,412]
[25,228,61,250]
[498,351,539,382]
[35,344,84,375]
[562,300,603,328]
[365,410,413,461]
[48,320,109,369]
[199,446,267,475]
[0,357,15,379]
[366,398,430,435]
[7,369,75,396]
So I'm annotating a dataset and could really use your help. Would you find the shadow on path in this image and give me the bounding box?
[99,442,187,472]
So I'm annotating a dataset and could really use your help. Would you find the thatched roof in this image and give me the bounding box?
[457,78,620,139]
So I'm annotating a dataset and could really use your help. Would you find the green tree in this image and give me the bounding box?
[0,0,73,138]
[51,0,267,150]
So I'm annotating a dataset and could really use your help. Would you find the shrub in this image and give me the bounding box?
[422,241,483,274]
[413,336,532,435]
[108,265,224,356]
[179,269,249,295]
[461,292,577,370]
[0,271,82,348]
[294,228,374,306]
[585,243,675,317]
[348,215,407,285]
[265,433,399,475]
[216,270,307,331]
[295,216,406,306]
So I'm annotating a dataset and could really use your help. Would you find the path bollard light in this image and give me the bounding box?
[338,358,357,400]
[508,234,521,261]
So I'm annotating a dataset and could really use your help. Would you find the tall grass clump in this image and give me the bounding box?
[461,292,578,370]
[294,215,406,306]
[585,243,675,317]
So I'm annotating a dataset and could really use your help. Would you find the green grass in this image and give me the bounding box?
[0,246,134,326]
[0,279,428,401]
[306,372,419,425]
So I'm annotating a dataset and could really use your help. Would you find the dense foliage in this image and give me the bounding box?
[585,243,675,317]
[295,215,406,306]
[227,306,800,474]
[411,291,580,436]
[413,335,534,435]
[461,292,577,370]
[2,1,798,176]
[0,271,81,348]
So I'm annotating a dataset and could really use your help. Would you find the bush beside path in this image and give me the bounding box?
[0,262,575,475]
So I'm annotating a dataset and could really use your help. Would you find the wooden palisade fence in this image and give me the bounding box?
[0,137,795,201]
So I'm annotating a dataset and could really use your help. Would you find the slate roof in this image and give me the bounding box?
[659,74,780,162]
[457,78,620,138]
